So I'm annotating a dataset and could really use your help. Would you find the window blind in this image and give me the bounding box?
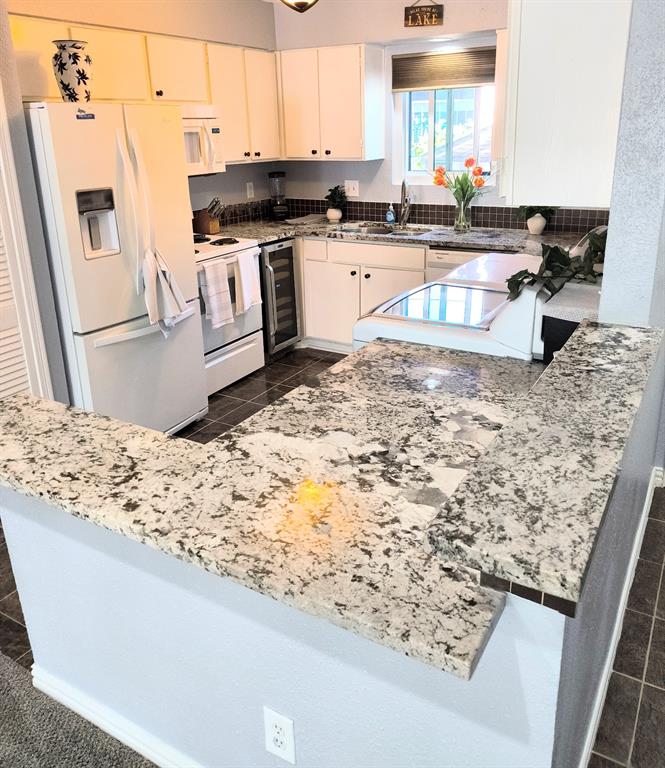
[392,47,496,92]
[0,220,29,399]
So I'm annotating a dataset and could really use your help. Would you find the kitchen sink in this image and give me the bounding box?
[337,224,432,237]
[389,228,432,236]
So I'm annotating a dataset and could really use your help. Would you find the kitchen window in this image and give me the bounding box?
[392,46,497,184]
[404,85,495,176]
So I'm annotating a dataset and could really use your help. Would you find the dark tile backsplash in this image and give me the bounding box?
[286,198,609,233]
[211,198,609,234]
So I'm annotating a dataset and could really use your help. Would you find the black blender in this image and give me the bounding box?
[269,171,288,221]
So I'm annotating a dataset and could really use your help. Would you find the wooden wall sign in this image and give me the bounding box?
[404,3,444,28]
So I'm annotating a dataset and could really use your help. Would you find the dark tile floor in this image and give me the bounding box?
[0,360,663,768]
[590,486,665,767]
[175,347,345,444]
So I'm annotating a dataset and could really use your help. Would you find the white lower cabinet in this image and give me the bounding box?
[360,267,424,316]
[303,243,425,347]
[304,260,360,345]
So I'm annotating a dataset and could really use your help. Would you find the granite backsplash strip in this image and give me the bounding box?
[287,198,609,233]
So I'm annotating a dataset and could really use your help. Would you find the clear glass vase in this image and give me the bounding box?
[454,201,471,232]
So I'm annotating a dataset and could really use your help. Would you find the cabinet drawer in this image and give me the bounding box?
[328,241,425,270]
[302,238,327,262]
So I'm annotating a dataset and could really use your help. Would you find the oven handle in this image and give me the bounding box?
[265,261,279,334]
[196,255,238,273]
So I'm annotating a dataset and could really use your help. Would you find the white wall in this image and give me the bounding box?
[273,0,507,49]
[189,163,276,210]
[599,0,665,328]
[7,0,276,49]
[3,489,564,768]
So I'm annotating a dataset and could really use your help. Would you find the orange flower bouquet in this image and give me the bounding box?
[433,157,488,232]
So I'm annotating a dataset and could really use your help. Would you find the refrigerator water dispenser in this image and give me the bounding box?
[77,188,120,260]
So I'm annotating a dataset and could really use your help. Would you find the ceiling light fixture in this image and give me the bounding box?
[278,0,320,13]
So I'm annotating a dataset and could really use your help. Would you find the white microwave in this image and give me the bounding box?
[182,105,226,176]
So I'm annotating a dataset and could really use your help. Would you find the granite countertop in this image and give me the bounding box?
[217,220,584,255]
[426,322,664,602]
[0,341,545,680]
[1,325,660,677]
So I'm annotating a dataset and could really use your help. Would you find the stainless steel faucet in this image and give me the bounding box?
[398,180,411,228]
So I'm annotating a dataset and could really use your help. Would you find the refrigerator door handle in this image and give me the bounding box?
[93,308,194,349]
[93,323,162,349]
[265,262,279,339]
[128,130,156,253]
[116,131,142,295]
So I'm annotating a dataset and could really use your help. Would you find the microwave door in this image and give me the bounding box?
[183,119,207,175]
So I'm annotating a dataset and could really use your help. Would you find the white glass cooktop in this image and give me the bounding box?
[379,283,507,330]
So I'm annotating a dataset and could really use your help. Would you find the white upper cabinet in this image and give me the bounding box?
[501,0,631,207]
[207,44,251,162]
[70,27,150,101]
[280,44,385,161]
[146,35,208,102]
[244,49,281,161]
[279,48,321,159]
[9,15,70,100]
[318,45,364,160]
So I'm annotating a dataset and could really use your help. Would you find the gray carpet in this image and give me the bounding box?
[0,653,154,767]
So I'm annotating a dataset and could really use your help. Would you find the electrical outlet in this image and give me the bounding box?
[263,706,296,764]
[246,182,255,200]
[344,180,360,197]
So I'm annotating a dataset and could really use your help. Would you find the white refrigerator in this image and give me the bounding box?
[26,102,207,433]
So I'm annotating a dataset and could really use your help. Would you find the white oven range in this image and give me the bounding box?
[195,236,265,396]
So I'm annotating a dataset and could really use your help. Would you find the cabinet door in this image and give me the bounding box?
[146,36,208,102]
[207,44,251,163]
[280,48,321,159]
[318,45,363,160]
[9,15,70,100]
[360,267,424,316]
[507,0,630,206]
[70,26,149,101]
[304,260,359,345]
[244,49,281,161]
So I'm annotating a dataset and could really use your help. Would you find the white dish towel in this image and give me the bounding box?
[142,247,190,335]
[234,248,262,315]
[201,260,234,329]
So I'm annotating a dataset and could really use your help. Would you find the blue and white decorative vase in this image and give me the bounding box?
[52,40,93,103]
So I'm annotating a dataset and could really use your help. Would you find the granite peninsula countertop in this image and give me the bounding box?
[1,326,661,678]
[426,323,664,602]
[0,341,546,680]
[216,220,584,255]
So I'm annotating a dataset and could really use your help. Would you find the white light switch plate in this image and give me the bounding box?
[246,182,255,200]
[344,180,360,197]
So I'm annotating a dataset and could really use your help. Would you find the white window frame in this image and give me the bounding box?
[393,87,497,188]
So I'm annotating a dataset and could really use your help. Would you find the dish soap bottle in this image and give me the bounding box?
[386,203,396,224]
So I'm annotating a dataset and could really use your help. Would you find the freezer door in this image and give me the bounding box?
[123,105,198,302]
[29,103,147,334]
[72,300,207,433]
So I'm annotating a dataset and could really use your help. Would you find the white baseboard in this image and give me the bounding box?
[32,665,203,768]
[578,465,664,768]
[298,337,353,355]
